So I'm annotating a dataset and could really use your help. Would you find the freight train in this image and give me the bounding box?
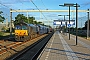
[14,21,52,41]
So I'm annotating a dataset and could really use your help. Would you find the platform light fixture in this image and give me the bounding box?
[59,3,80,45]
[58,15,69,35]
[87,9,89,39]
[58,15,69,21]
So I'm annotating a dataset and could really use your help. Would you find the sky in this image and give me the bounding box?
[0,0,90,28]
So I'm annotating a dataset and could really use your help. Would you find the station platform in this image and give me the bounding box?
[37,31,90,60]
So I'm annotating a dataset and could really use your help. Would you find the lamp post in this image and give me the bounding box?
[59,3,75,40]
[59,3,80,45]
[58,15,69,34]
[10,9,12,36]
[75,3,78,45]
[58,15,69,21]
[87,9,89,39]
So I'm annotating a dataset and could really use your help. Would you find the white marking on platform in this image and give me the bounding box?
[45,33,55,60]
[58,32,79,60]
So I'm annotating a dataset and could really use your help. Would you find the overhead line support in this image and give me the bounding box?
[10,10,89,12]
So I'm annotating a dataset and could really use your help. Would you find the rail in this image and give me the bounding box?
[6,32,54,60]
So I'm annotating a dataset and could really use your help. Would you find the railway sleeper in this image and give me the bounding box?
[6,32,54,60]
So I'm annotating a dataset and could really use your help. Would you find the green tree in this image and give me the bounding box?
[14,14,27,24]
[33,20,37,24]
[37,22,42,24]
[0,11,5,22]
[14,14,46,25]
[27,17,35,24]
[14,14,36,24]
[1,26,7,31]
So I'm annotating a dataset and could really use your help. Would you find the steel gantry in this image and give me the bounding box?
[10,9,89,36]
[10,10,89,12]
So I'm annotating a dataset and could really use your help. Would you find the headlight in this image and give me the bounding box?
[15,33,18,34]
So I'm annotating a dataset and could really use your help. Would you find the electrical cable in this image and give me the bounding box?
[0,2,10,9]
[30,0,47,20]
[40,0,47,9]
[40,0,53,26]
[79,2,90,9]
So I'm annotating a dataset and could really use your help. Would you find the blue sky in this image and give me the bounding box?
[0,0,90,27]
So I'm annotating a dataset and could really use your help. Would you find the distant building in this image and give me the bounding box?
[0,23,6,31]
[0,20,14,31]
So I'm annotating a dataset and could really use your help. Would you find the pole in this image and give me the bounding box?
[6,18,8,27]
[88,9,90,37]
[69,6,70,40]
[64,15,65,33]
[64,15,67,35]
[76,3,78,45]
[87,9,89,39]
[10,9,12,36]
[27,12,28,19]
[64,15,65,21]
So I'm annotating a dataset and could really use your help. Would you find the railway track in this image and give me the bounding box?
[0,36,40,56]
[0,40,22,55]
[0,33,50,60]
[6,32,54,60]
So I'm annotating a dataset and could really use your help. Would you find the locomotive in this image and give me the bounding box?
[14,21,50,41]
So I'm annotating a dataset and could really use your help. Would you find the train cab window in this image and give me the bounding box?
[22,25,27,30]
[15,25,21,30]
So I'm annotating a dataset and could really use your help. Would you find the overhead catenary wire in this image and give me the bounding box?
[0,2,10,9]
[0,2,11,18]
[0,0,32,13]
[30,0,48,20]
[18,0,30,10]
[40,0,47,9]
[0,2,19,13]
[18,0,24,10]
[40,0,53,25]
[79,2,90,9]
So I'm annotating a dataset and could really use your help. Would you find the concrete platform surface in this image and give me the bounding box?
[37,31,90,60]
